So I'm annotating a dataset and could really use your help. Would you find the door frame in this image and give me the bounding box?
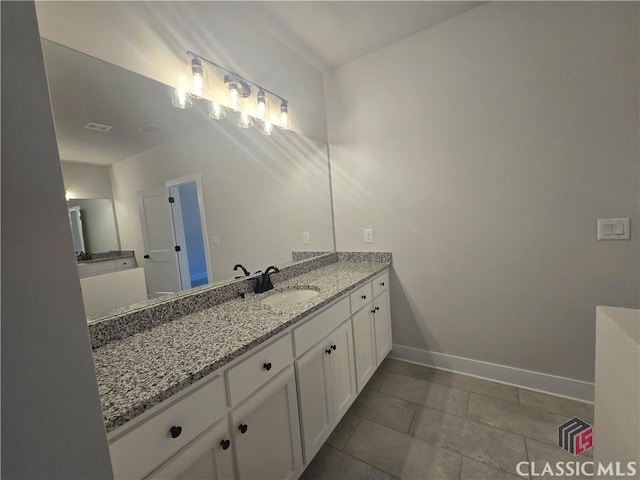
[165,173,213,287]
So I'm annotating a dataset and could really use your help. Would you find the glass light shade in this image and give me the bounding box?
[238,111,254,129]
[172,88,193,109]
[256,89,269,120]
[279,100,290,129]
[209,102,227,120]
[260,120,274,136]
[187,57,208,99]
[228,84,241,111]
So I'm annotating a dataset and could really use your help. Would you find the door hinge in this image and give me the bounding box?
[168,196,175,203]
[175,245,181,252]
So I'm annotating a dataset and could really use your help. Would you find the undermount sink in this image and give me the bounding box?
[260,289,319,306]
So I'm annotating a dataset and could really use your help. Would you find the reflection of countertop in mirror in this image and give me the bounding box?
[77,250,135,264]
[92,254,391,432]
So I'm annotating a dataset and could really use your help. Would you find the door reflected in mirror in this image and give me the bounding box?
[44,39,335,319]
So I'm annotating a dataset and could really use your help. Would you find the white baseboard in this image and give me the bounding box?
[389,344,594,403]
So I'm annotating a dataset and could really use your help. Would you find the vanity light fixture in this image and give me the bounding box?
[177,50,291,133]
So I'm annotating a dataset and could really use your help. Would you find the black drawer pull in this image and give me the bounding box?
[325,348,332,355]
[371,309,376,314]
[220,439,231,450]
[169,426,182,438]
[375,306,380,312]
[331,344,337,351]
[263,362,272,371]
[143,254,150,259]
[361,294,367,300]
[239,424,248,434]
[380,282,385,286]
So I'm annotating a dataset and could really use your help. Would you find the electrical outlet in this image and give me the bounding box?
[364,228,374,244]
[303,232,311,244]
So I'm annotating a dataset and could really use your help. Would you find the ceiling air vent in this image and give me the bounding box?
[138,125,160,133]
[84,122,112,132]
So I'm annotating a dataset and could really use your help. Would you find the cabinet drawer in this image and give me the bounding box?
[350,283,373,314]
[227,333,293,406]
[293,297,350,356]
[109,375,226,480]
[86,261,116,275]
[372,270,389,298]
[115,258,135,270]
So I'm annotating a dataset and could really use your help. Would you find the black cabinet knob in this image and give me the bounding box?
[371,309,376,314]
[239,424,248,434]
[375,306,380,312]
[220,439,231,450]
[331,344,337,351]
[380,282,385,286]
[169,426,182,438]
[325,348,332,355]
[361,294,367,300]
[263,362,272,371]
[143,254,150,259]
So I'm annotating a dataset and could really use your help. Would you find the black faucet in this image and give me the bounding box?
[255,265,280,294]
[233,263,250,279]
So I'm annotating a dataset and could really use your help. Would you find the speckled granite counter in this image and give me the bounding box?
[78,250,134,264]
[93,257,390,432]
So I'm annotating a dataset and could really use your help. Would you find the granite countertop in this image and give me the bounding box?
[78,250,135,264]
[93,260,389,432]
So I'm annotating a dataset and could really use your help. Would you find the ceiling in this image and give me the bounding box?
[250,1,484,71]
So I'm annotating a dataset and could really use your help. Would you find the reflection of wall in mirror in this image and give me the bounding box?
[67,199,119,253]
[111,122,334,284]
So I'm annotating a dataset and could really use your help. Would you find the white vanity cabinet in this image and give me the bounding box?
[295,319,357,462]
[351,270,391,391]
[230,366,303,480]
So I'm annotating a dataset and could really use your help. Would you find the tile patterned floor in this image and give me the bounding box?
[301,358,594,480]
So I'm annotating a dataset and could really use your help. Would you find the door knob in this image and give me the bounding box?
[220,439,231,450]
[238,424,248,434]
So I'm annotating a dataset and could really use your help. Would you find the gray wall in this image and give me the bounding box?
[61,161,114,199]
[1,2,113,478]
[326,2,639,383]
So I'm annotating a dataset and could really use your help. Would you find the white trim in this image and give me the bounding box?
[165,174,213,285]
[389,344,594,403]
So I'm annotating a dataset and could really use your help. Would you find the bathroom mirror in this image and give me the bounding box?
[67,198,120,255]
[42,39,335,318]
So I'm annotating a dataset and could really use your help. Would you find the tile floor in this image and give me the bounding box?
[301,358,594,480]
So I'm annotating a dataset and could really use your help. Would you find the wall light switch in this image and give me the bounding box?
[303,232,311,245]
[212,235,221,246]
[364,228,374,244]
[597,218,630,240]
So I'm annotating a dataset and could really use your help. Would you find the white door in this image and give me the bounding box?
[231,367,303,480]
[295,339,333,463]
[137,187,181,297]
[352,305,376,392]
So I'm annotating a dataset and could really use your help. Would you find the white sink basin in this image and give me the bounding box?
[260,289,319,306]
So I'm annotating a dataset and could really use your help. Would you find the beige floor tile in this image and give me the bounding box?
[468,393,566,445]
[460,457,523,480]
[365,367,390,392]
[410,406,527,475]
[349,389,418,433]
[382,358,519,402]
[525,438,592,479]
[300,445,394,480]
[326,413,361,450]
[518,389,594,423]
[344,418,462,480]
[380,372,469,417]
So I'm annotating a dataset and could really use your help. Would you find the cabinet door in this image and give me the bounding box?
[231,367,303,480]
[328,321,357,422]
[295,340,333,463]
[351,305,376,392]
[146,417,235,480]
[373,290,392,365]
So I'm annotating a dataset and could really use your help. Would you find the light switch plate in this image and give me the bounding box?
[303,232,310,245]
[212,235,221,246]
[364,228,374,244]
[597,218,630,240]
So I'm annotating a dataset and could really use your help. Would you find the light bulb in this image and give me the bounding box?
[260,120,274,136]
[280,100,289,129]
[188,57,207,98]
[209,102,226,120]
[229,86,240,110]
[256,89,267,120]
[172,88,193,109]
[238,112,254,128]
